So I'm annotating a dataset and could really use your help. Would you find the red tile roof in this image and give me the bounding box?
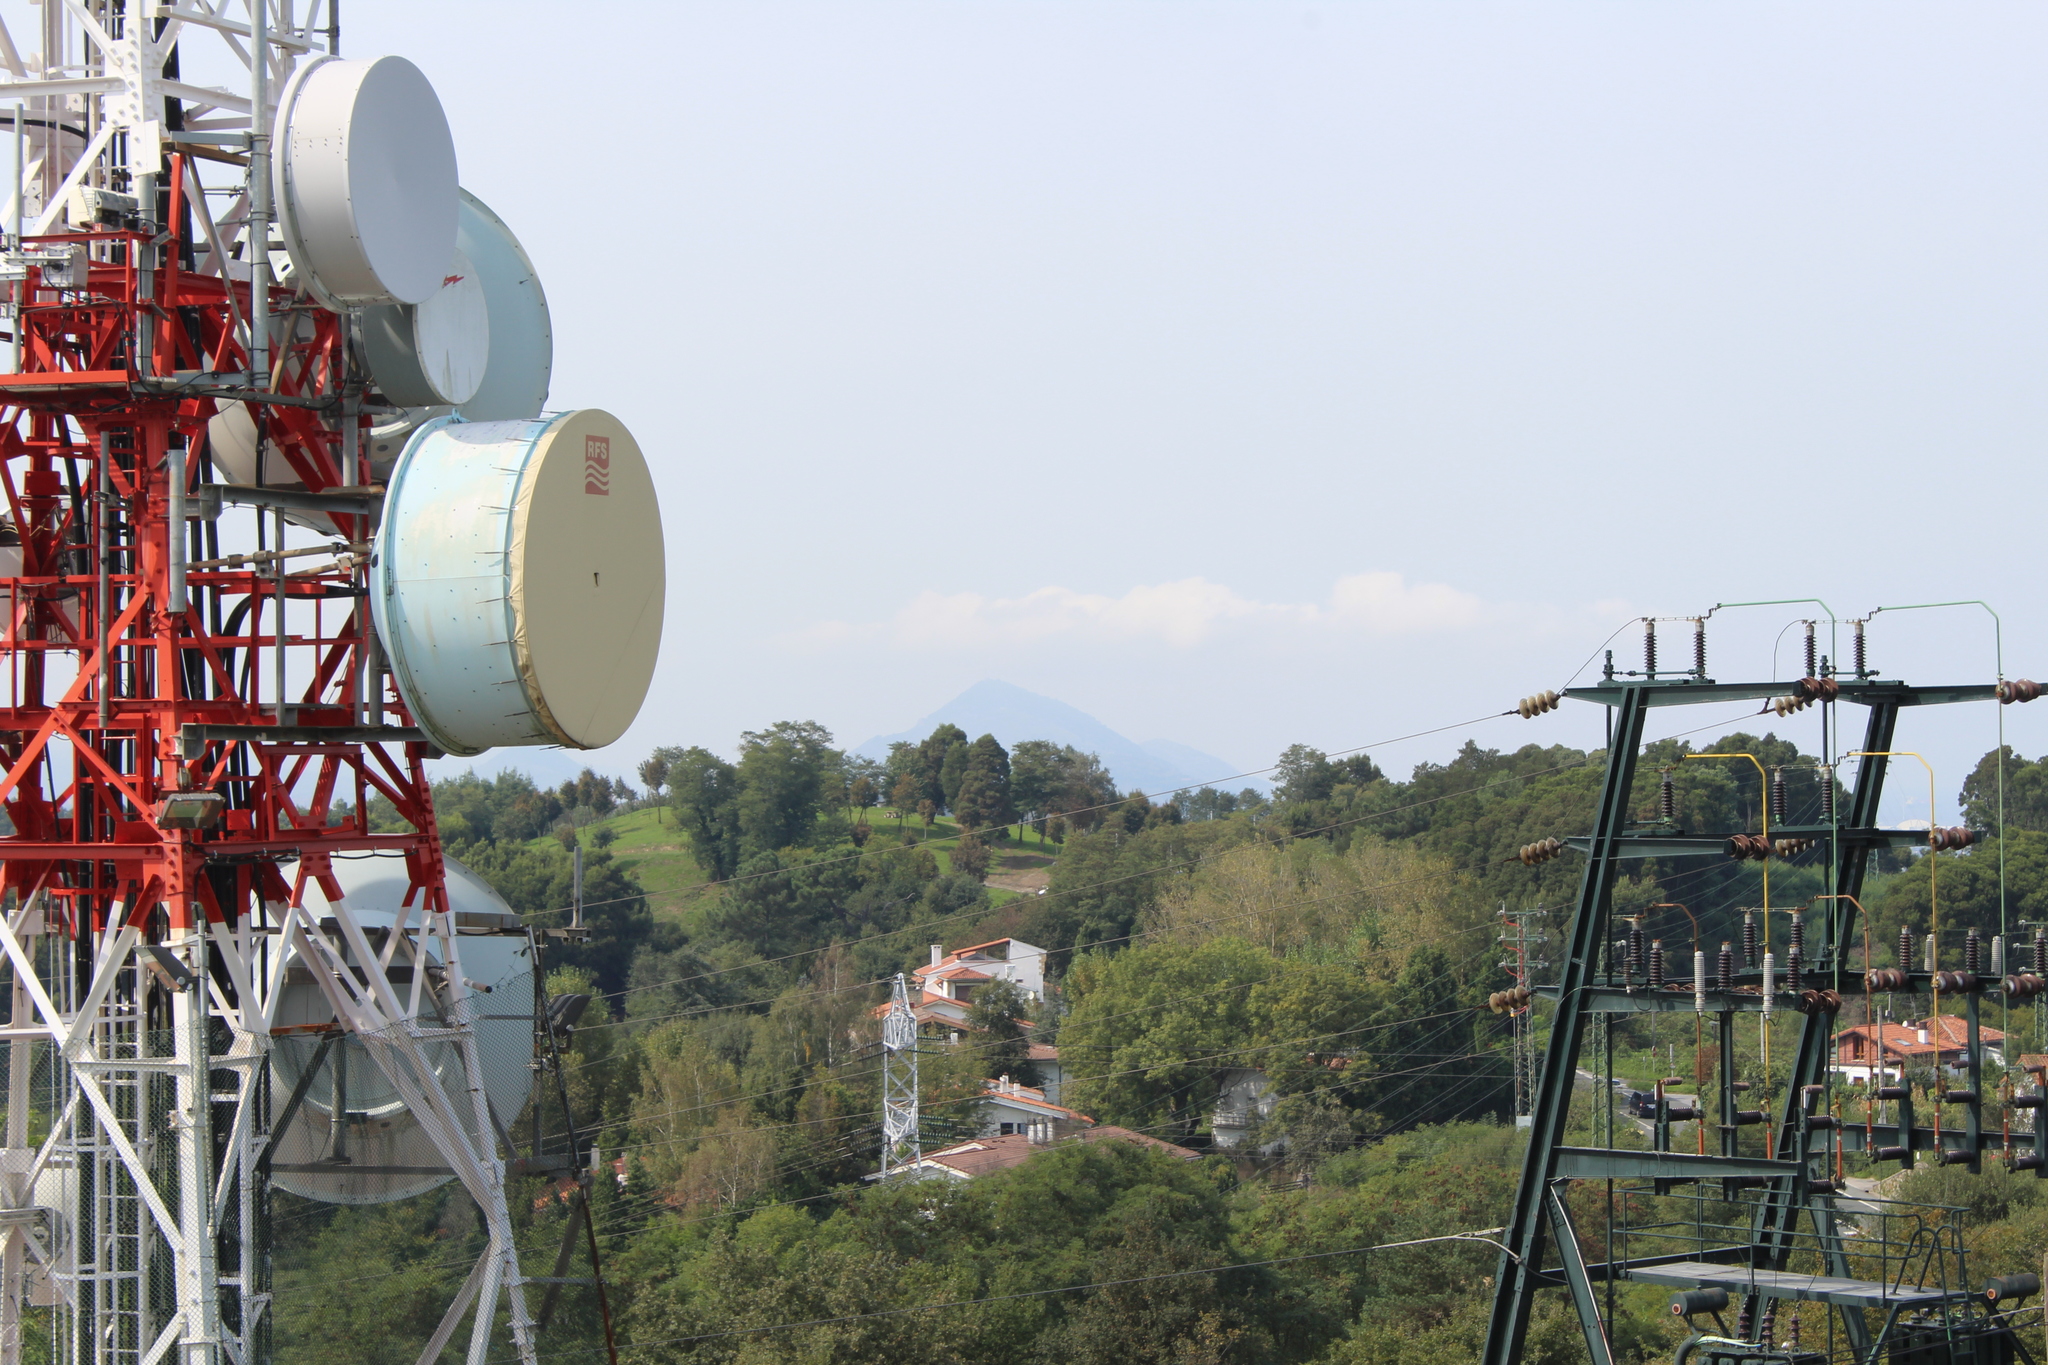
[1835,1016,2004,1060]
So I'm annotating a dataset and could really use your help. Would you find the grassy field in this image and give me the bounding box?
[574,804,1066,919]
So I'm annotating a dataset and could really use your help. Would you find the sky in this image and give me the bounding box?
[315,3,2044,823]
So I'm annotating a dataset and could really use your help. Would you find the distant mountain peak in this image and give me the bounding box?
[856,680,1258,796]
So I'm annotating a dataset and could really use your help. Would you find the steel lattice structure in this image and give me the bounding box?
[0,6,550,1364]
[1483,662,2045,1365]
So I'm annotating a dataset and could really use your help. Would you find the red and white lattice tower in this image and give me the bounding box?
[0,7,665,1365]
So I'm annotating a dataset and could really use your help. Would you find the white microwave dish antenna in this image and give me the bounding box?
[360,244,491,406]
[455,189,555,422]
[371,409,665,756]
[273,55,459,305]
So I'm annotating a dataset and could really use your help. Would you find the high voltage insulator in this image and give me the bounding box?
[1853,619,1869,678]
[1488,985,1534,1014]
[1518,837,1565,866]
[1725,833,1773,861]
[1999,679,2043,705]
[1929,826,1979,851]
[1658,768,1676,822]
[1803,621,1818,679]
[1769,768,1787,824]
[1966,928,1984,976]
[1644,619,1658,676]
[1818,764,1836,821]
[1692,617,1706,678]
[1785,942,1803,992]
[1868,967,1910,991]
[1993,934,2007,977]
[1627,922,1646,982]
[1741,910,1759,970]
[1516,689,1561,718]
[1694,948,1709,1011]
[2004,973,2047,1001]
[1761,951,1775,1016]
[2035,929,2046,975]
[1789,912,1805,958]
[1925,933,1940,974]
[1796,988,1843,1016]
[1769,675,1840,717]
[1901,925,1917,973]
[1773,837,1813,858]
[1716,940,1735,992]
[1648,939,1666,989]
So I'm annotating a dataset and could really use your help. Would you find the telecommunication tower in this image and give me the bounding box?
[0,7,664,1365]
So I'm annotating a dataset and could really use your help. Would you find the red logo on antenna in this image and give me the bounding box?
[584,436,611,496]
[442,274,465,288]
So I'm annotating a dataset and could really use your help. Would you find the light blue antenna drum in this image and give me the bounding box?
[370,409,664,757]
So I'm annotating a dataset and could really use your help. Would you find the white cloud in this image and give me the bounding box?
[1324,571,1482,632]
[789,572,1485,652]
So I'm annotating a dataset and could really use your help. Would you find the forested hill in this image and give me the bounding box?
[293,721,2048,1364]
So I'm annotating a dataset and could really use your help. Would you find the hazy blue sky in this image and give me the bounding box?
[341,2,2044,823]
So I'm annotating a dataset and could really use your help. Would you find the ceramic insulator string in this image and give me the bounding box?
[1819,766,1835,822]
[1901,926,1916,973]
[1803,621,1817,679]
[1628,923,1645,982]
[1853,619,1868,678]
[1966,927,1983,976]
[1717,941,1735,992]
[1693,618,1706,677]
[1644,619,1657,676]
[1659,769,1676,822]
[1742,911,1759,970]
[1769,769,1786,825]
[2035,930,2046,975]
[1649,940,1665,990]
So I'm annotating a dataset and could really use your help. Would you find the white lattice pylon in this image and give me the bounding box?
[880,973,920,1178]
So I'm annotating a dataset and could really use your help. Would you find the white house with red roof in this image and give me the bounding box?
[1833,1015,2005,1084]
[917,937,1047,1004]
[877,937,1051,1033]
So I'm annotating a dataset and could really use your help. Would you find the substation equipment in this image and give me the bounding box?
[1485,624,2047,1365]
[0,5,664,1365]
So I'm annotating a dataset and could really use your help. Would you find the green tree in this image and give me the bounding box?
[889,772,919,830]
[1059,938,1274,1137]
[953,733,1015,834]
[917,723,967,810]
[638,745,685,814]
[735,720,838,854]
[1962,747,2048,835]
[940,739,972,812]
[952,831,992,881]
[966,976,1040,1086]
[1012,739,1066,835]
[668,746,743,879]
